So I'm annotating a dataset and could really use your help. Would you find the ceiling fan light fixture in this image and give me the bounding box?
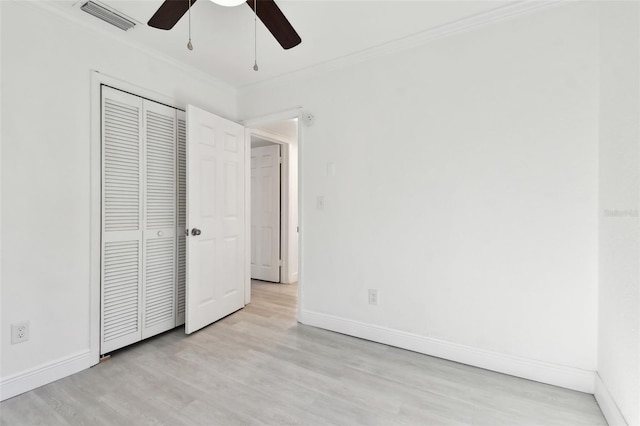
[210,0,246,7]
[148,0,301,49]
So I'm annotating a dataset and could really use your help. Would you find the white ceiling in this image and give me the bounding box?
[257,118,297,139]
[56,0,514,88]
[251,138,278,147]
[251,118,297,146]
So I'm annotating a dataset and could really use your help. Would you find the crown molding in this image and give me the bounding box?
[17,0,236,97]
[16,0,564,99]
[238,0,563,96]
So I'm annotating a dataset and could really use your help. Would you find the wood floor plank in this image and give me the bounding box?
[0,281,606,425]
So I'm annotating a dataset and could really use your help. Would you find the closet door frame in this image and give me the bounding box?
[90,72,184,365]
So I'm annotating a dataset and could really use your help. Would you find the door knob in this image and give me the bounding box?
[191,228,202,236]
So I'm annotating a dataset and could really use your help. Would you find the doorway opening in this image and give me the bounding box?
[248,118,299,292]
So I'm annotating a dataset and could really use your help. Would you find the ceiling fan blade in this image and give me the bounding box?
[148,0,197,30]
[246,0,301,50]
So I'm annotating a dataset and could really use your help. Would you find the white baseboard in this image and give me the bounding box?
[0,350,92,401]
[299,310,595,393]
[595,374,628,426]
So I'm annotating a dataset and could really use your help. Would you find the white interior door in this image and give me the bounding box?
[185,105,245,334]
[141,100,177,339]
[101,87,144,354]
[251,144,281,282]
[100,87,179,353]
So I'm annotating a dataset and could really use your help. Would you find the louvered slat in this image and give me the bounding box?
[143,238,175,329]
[146,111,176,229]
[103,241,140,342]
[104,98,140,232]
[176,117,186,324]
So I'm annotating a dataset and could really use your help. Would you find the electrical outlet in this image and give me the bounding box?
[368,289,378,305]
[11,321,29,344]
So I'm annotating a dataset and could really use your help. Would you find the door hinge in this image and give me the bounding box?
[279,259,283,267]
[279,156,283,164]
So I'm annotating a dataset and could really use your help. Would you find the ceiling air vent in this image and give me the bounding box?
[81,1,135,31]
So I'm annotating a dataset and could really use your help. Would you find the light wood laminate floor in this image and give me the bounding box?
[1,281,606,426]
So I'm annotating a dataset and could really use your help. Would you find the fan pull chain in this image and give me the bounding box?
[187,0,193,50]
[253,0,258,71]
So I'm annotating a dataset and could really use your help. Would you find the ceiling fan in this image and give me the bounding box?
[148,0,301,50]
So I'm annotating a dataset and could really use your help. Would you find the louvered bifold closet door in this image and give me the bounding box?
[176,111,186,325]
[101,87,144,354]
[142,101,177,339]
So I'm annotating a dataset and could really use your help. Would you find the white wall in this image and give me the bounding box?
[597,2,640,425]
[0,0,236,397]
[240,2,599,389]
